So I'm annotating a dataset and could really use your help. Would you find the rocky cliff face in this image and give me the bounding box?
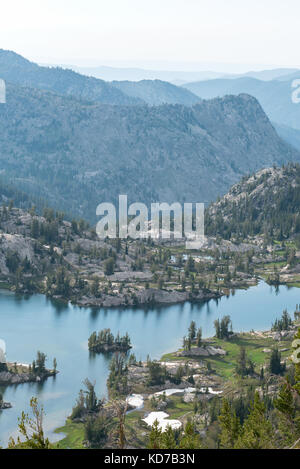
[205,163,300,239]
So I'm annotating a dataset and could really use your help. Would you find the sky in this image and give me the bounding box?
[1,0,300,72]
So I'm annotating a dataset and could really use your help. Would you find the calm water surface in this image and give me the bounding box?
[0,281,299,445]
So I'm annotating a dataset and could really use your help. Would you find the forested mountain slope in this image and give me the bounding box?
[1,84,298,222]
[206,164,300,240]
[183,76,300,131]
[0,49,143,105]
[111,79,200,105]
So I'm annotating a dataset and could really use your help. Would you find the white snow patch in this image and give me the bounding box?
[154,387,196,397]
[199,387,222,395]
[127,394,144,409]
[142,412,182,431]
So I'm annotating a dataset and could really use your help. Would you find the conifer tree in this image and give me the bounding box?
[179,420,202,449]
[148,419,162,449]
[218,399,240,449]
[274,378,297,447]
[161,425,177,449]
[235,393,275,449]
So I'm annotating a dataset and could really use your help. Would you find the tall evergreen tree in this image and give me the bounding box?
[235,393,275,449]
[274,378,297,447]
[148,420,162,449]
[218,399,241,449]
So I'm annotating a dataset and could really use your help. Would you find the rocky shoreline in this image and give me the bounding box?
[0,368,58,386]
[74,287,222,309]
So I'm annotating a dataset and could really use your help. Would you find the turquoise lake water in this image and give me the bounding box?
[0,281,299,446]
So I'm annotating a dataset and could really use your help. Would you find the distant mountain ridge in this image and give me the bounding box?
[53,64,299,84]
[183,76,300,131]
[111,79,200,105]
[274,124,300,152]
[226,68,299,81]
[0,50,199,106]
[58,64,226,83]
[0,49,144,106]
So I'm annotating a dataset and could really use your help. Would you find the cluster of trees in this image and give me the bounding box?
[4,250,37,293]
[272,309,293,332]
[88,329,131,353]
[0,180,48,218]
[46,267,70,297]
[107,354,129,397]
[214,315,233,340]
[71,379,103,420]
[218,377,300,449]
[146,357,193,387]
[84,413,112,448]
[30,218,59,244]
[235,344,286,379]
[30,208,88,244]
[235,347,255,378]
[146,359,168,386]
[148,420,202,449]
[28,352,57,376]
[8,398,51,449]
[269,348,286,375]
[182,321,203,352]
[31,351,47,375]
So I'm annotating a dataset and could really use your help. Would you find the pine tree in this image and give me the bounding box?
[274,378,297,447]
[188,321,196,341]
[179,420,202,449]
[148,419,162,449]
[236,347,247,377]
[235,393,275,449]
[8,398,51,449]
[275,379,295,421]
[161,425,177,449]
[196,328,202,347]
[218,399,240,449]
[269,348,284,375]
[214,319,221,339]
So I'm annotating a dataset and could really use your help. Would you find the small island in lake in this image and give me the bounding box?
[88,328,132,354]
[0,351,58,386]
[0,392,12,410]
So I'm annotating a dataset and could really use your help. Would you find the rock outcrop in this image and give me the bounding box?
[179,346,227,358]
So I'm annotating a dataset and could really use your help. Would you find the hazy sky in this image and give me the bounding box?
[1,0,300,71]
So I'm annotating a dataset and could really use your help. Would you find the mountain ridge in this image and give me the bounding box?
[111,79,200,106]
[0,81,299,222]
[183,76,300,131]
[206,163,300,240]
[0,49,144,106]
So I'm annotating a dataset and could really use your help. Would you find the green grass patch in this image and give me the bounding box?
[54,420,85,449]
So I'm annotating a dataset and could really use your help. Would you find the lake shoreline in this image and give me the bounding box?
[1,276,260,311]
[1,280,300,447]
